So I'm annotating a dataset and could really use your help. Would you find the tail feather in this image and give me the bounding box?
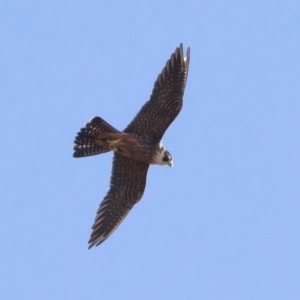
[73,116,120,158]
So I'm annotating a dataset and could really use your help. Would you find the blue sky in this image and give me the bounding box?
[1,1,300,299]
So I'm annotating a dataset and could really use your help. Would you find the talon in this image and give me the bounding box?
[107,139,121,150]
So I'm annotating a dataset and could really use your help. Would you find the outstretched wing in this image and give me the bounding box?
[124,43,190,141]
[88,153,149,248]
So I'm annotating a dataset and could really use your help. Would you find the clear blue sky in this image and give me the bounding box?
[1,1,300,299]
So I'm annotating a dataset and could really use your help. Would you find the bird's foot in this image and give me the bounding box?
[107,139,121,150]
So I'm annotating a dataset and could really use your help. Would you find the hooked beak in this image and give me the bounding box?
[168,161,173,167]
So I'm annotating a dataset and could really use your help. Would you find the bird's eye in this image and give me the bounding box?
[163,155,169,162]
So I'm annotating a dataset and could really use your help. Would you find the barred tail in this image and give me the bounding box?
[73,116,120,158]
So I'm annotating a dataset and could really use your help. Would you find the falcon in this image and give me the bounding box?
[73,44,190,248]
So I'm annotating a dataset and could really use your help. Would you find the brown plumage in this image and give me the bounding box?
[73,44,190,248]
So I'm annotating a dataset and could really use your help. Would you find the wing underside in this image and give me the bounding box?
[88,153,149,248]
[124,44,190,141]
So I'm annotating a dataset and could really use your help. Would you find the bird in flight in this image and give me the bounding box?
[73,44,190,248]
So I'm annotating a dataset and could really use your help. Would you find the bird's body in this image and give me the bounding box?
[73,44,190,248]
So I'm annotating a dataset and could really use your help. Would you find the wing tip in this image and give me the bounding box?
[172,43,191,70]
[88,232,107,249]
[178,43,190,69]
[88,240,101,249]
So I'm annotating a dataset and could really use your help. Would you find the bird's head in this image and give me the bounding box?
[161,148,173,167]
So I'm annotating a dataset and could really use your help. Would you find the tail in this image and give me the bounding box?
[73,116,120,158]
